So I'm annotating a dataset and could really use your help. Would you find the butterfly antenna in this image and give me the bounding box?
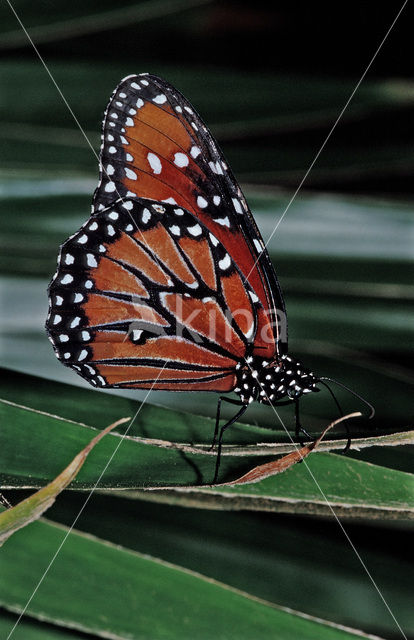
[318,377,375,419]
[318,379,351,453]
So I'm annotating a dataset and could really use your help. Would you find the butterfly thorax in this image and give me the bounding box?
[234,354,318,405]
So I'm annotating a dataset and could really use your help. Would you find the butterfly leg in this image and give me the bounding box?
[295,398,312,445]
[212,398,249,484]
[211,396,245,450]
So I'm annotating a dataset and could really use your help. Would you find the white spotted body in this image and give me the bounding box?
[234,354,318,405]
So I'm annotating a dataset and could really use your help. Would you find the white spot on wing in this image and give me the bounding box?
[125,167,137,180]
[65,254,74,265]
[197,196,208,208]
[209,233,219,247]
[153,94,167,104]
[219,254,231,270]
[86,254,97,268]
[232,198,243,214]
[209,161,224,175]
[105,182,116,193]
[142,208,151,223]
[190,146,201,158]
[253,239,263,253]
[173,152,189,168]
[188,224,202,237]
[61,274,73,285]
[214,217,230,227]
[147,152,162,174]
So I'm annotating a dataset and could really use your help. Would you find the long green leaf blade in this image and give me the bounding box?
[0,517,386,640]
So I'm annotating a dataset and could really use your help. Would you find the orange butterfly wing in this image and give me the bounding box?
[46,198,270,390]
[92,74,286,358]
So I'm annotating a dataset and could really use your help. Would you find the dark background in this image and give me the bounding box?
[1,0,414,194]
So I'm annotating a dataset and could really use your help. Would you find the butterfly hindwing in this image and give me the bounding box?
[46,197,272,390]
[92,73,286,357]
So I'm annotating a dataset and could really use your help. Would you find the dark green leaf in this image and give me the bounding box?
[0,516,387,640]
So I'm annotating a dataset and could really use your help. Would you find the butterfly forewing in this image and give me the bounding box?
[46,197,270,390]
[93,73,286,357]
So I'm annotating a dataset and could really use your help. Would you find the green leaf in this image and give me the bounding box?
[153,452,414,519]
[1,370,412,519]
[0,417,129,545]
[43,491,414,639]
[0,610,84,639]
[0,516,387,640]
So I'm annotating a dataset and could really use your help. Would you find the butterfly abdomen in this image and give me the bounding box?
[234,354,318,405]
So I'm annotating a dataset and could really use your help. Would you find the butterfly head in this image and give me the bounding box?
[234,354,319,405]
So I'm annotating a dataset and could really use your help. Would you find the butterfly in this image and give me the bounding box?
[46,73,321,482]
